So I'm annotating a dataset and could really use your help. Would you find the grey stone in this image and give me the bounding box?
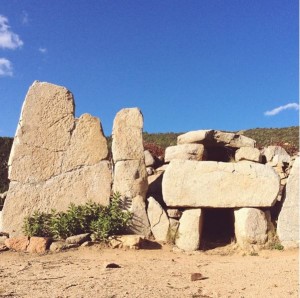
[165,144,205,162]
[175,209,203,251]
[147,197,169,241]
[66,233,91,245]
[277,157,299,248]
[162,160,280,208]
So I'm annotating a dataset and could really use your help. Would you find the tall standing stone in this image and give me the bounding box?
[2,81,112,236]
[112,108,150,236]
[277,156,299,248]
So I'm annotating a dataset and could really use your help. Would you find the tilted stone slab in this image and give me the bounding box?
[164,144,205,163]
[177,130,214,145]
[277,156,299,248]
[162,160,280,208]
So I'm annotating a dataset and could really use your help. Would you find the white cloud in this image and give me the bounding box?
[0,58,13,77]
[0,15,23,49]
[264,103,300,116]
[38,47,47,53]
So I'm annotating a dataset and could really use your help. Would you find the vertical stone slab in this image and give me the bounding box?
[147,197,169,241]
[112,108,150,236]
[175,209,203,251]
[277,157,299,248]
[2,81,112,236]
[234,208,268,248]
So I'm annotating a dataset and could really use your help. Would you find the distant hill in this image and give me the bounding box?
[0,126,299,193]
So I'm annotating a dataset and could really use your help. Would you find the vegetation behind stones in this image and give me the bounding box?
[23,193,132,241]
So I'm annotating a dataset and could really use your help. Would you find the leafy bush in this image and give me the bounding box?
[23,193,132,241]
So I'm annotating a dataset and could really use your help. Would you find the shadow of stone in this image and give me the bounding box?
[139,239,162,250]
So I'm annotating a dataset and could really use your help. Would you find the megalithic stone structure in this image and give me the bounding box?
[112,108,150,236]
[2,81,112,236]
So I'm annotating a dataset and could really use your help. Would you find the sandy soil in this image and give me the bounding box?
[0,244,298,298]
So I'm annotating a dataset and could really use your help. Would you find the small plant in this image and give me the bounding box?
[23,193,132,241]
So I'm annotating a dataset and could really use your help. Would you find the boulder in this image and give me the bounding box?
[177,130,214,144]
[177,130,255,148]
[213,131,255,148]
[234,208,268,247]
[144,150,155,167]
[262,146,290,167]
[27,237,52,253]
[109,235,145,249]
[112,108,150,236]
[235,147,262,163]
[162,160,280,208]
[164,144,206,163]
[277,157,299,248]
[166,209,182,219]
[175,209,203,251]
[147,197,169,241]
[2,82,112,236]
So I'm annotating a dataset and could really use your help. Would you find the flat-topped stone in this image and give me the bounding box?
[162,160,280,208]
[164,144,205,162]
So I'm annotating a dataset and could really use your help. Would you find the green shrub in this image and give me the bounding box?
[23,193,132,241]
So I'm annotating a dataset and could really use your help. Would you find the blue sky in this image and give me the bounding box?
[0,0,298,137]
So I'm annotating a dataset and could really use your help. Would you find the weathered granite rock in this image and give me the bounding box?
[2,82,112,236]
[147,197,169,241]
[110,235,145,249]
[49,241,78,252]
[163,160,280,207]
[66,233,91,245]
[177,130,214,144]
[144,150,155,167]
[175,209,203,251]
[112,108,150,236]
[112,108,144,162]
[62,113,108,172]
[113,160,148,199]
[3,162,112,236]
[277,157,299,248]
[27,237,52,253]
[177,129,255,148]
[235,147,262,163]
[213,131,255,148]
[5,236,29,251]
[165,144,205,163]
[262,146,291,167]
[234,208,268,247]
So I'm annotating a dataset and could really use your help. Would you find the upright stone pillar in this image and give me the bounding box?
[112,108,150,236]
[277,156,299,248]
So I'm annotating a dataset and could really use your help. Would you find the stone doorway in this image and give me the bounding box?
[200,208,235,250]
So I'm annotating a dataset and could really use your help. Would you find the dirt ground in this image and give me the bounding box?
[0,243,298,298]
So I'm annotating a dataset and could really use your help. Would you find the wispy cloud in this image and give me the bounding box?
[38,47,47,53]
[0,15,23,49]
[264,103,299,116]
[0,58,13,77]
[21,11,29,25]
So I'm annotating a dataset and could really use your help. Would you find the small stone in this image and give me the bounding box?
[191,273,205,281]
[66,233,91,245]
[103,262,121,269]
[81,241,93,247]
[146,167,154,176]
[49,241,71,252]
[144,150,155,167]
[167,209,182,219]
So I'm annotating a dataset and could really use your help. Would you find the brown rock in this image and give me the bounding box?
[5,236,29,251]
[27,237,52,253]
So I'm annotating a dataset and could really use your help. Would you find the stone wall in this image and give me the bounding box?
[1,81,298,250]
